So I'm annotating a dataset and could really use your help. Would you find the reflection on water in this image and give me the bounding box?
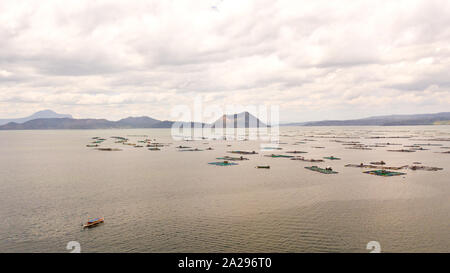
[0,126,449,252]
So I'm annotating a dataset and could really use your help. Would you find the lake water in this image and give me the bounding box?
[0,126,449,253]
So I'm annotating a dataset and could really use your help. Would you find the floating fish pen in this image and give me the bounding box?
[264,154,294,158]
[176,146,191,149]
[323,156,341,160]
[262,147,283,150]
[291,157,324,162]
[387,149,416,153]
[410,147,429,151]
[364,170,405,177]
[305,166,338,174]
[346,147,372,150]
[95,148,122,151]
[370,161,386,165]
[414,143,443,146]
[148,147,160,151]
[286,151,308,154]
[345,164,407,170]
[228,151,258,155]
[216,156,248,161]
[408,165,443,171]
[334,140,360,144]
[147,144,164,147]
[179,148,203,152]
[111,136,128,140]
[208,161,238,166]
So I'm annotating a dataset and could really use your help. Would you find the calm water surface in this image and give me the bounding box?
[0,126,449,252]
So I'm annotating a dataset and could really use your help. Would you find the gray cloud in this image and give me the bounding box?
[0,0,449,122]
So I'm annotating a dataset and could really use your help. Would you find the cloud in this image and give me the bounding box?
[0,0,449,122]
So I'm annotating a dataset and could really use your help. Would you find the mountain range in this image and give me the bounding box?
[0,111,263,130]
[0,110,449,130]
[281,112,450,126]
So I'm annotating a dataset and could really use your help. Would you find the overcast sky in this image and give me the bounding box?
[0,0,449,122]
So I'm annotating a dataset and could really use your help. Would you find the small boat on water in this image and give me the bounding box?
[83,217,104,228]
[257,166,270,169]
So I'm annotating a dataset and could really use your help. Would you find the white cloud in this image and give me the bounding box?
[0,0,449,122]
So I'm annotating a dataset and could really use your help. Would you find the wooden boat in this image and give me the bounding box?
[83,217,104,228]
[257,166,270,169]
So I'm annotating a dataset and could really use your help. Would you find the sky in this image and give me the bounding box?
[0,0,449,123]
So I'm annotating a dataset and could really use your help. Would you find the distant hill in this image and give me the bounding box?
[0,110,72,126]
[0,118,116,130]
[0,115,205,130]
[212,112,267,128]
[116,116,161,128]
[282,112,450,126]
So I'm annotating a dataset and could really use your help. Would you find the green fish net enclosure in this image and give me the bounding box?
[363,170,406,176]
[208,161,238,166]
[305,166,338,174]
